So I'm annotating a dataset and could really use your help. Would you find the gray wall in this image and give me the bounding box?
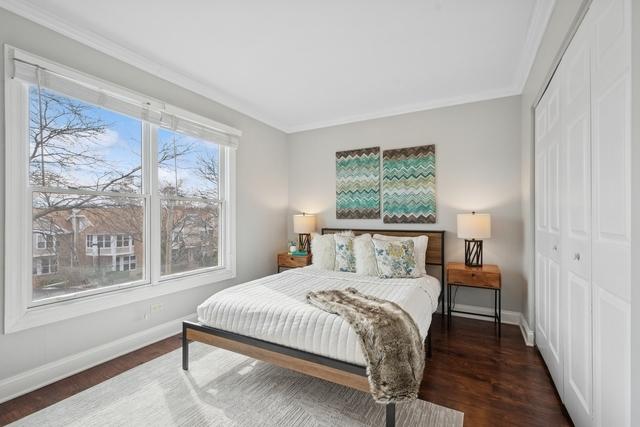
[0,8,288,384]
[631,0,640,417]
[519,0,585,325]
[288,96,524,313]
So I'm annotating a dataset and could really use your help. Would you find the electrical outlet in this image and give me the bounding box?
[150,303,164,313]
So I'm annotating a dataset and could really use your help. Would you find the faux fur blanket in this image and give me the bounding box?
[306,287,424,403]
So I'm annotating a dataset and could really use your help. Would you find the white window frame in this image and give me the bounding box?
[4,46,238,333]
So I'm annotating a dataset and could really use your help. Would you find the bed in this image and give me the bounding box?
[182,228,445,427]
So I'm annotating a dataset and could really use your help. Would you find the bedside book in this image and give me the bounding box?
[289,250,308,256]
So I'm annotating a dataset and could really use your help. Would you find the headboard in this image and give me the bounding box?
[321,228,445,279]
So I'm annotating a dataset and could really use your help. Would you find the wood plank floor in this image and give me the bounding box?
[0,315,572,426]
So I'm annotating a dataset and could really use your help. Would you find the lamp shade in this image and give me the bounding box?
[293,213,316,234]
[457,213,491,239]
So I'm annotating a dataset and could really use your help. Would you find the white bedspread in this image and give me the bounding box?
[197,267,440,366]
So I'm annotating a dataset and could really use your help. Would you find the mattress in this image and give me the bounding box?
[196,267,440,366]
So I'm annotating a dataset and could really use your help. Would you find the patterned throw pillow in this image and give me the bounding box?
[372,238,419,278]
[334,234,356,272]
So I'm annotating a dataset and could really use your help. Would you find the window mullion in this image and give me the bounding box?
[148,123,161,285]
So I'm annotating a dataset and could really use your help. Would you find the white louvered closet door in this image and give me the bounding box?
[534,68,563,395]
[559,14,592,427]
[589,0,631,425]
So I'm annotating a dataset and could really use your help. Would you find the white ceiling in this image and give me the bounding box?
[2,0,554,133]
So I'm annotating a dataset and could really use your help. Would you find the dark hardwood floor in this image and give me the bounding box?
[421,316,571,426]
[0,315,571,426]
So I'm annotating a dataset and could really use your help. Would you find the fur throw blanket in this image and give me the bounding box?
[306,288,424,403]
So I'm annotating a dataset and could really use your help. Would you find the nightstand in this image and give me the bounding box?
[277,252,312,272]
[446,262,502,335]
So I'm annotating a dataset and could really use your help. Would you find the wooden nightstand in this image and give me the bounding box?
[277,253,312,272]
[446,262,502,335]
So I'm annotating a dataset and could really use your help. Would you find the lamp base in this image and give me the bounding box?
[298,233,311,253]
[464,239,483,267]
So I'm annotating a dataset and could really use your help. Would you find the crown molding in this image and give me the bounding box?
[0,0,290,132]
[512,0,556,92]
[1,0,553,135]
[286,87,521,133]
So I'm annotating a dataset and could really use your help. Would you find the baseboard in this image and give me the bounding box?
[448,303,534,346]
[449,303,521,325]
[519,314,535,347]
[0,313,196,404]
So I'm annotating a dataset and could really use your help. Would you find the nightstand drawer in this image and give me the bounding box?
[448,269,500,289]
[278,253,311,268]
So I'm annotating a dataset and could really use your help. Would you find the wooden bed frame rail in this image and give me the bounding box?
[183,321,431,427]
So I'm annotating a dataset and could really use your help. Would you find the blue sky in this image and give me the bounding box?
[30,87,219,198]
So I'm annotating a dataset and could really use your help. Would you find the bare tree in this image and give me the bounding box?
[30,89,218,285]
[159,136,219,274]
[195,151,219,199]
[31,90,193,220]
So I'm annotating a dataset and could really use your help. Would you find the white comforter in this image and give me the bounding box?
[197,267,441,366]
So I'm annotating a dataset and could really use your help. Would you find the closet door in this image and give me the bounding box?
[589,0,631,425]
[560,16,593,427]
[534,72,563,394]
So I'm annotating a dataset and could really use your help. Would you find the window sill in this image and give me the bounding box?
[4,267,235,334]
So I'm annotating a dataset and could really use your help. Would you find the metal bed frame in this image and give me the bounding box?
[182,229,445,427]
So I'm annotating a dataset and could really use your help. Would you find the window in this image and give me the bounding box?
[34,233,55,250]
[159,129,221,276]
[34,256,58,276]
[5,47,238,331]
[29,90,144,302]
[116,234,132,247]
[115,255,136,272]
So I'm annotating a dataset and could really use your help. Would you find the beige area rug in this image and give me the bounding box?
[11,342,464,426]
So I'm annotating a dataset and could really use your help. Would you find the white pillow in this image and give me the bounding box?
[373,234,428,276]
[310,233,335,270]
[310,231,355,271]
[353,234,378,276]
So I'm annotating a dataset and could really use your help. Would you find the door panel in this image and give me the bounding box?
[534,73,562,396]
[593,287,630,427]
[591,0,630,300]
[535,151,548,232]
[548,142,560,235]
[547,259,562,385]
[560,16,593,427]
[535,253,548,343]
[590,0,630,425]
[567,272,592,424]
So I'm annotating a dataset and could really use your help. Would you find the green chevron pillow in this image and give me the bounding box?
[372,238,419,278]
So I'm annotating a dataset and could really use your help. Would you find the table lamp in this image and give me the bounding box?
[457,212,491,267]
[293,213,316,254]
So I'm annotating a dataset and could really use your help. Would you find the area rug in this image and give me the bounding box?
[11,342,464,426]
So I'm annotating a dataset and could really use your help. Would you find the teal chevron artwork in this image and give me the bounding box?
[336,147,381,219]
[382,145,436,224]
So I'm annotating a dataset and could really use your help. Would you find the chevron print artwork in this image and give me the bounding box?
[382,145,436,224]
[336,147,381,219]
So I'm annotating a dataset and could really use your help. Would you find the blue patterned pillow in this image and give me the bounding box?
[372,238,419,278]
[334,234,356,272]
